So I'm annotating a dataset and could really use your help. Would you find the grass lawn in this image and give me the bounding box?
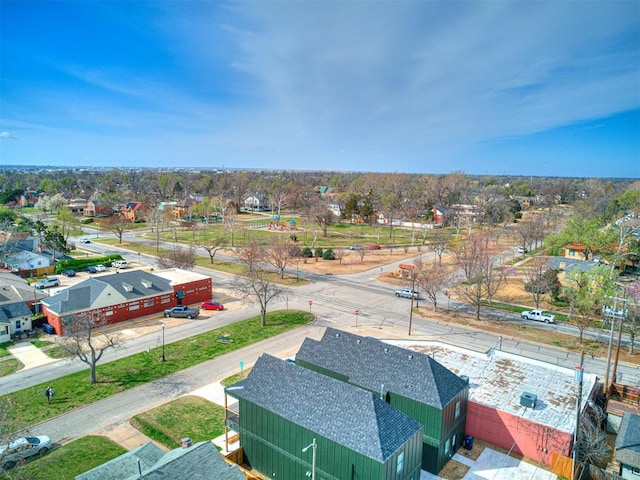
[131,396,225,449]
[0,436,127,480]
[2,310,313,432]
[0,358,22,377]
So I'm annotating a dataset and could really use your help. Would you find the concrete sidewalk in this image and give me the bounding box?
[7,341,60,370]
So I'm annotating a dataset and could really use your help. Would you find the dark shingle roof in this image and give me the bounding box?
[76,441,245,480]
[616,412,640,468]
[0,302,32,322]
[230,354,422,462]
[296,327,466,408]
[43,271,173,315]
[76,442,164,480]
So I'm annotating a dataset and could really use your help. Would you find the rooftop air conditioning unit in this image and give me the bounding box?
[460,375,469,384]
[520,392,537,409]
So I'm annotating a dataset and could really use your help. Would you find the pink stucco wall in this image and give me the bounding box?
[465,400,573,466]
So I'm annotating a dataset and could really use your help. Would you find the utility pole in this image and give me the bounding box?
[572,353,584,480]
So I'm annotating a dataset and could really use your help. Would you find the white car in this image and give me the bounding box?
[0,436,52,469]
[111,260,128,269]
[395,288,419,299]
[94,264,107,272]
[79,238,91,244]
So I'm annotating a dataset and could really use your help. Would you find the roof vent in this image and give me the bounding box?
[122,282,133,292]
[335,333,340,338]
[384,348,389,353]
[356,339,361,344]
[141,279,152,288]
[460,375,469,384]
[520,392,537,409]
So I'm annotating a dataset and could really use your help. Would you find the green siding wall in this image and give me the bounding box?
[238,399,422,480]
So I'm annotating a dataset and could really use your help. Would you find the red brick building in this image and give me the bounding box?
[42,269,212,335]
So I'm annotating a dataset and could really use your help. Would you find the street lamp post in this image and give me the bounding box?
[302,438,317,480]
[297,257,300,283]
[161,322,166,362]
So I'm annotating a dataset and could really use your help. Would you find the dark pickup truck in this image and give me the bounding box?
[164,306,200,319]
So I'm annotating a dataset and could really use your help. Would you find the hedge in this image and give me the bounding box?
[55,254,123,273]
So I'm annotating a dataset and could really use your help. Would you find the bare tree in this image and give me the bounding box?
[266,236,293,279]
[356,247,368,264]
[451,235,500,320]
[233,263,285,327]
[239,241,264,273]
[429,231,452,264]
[334,248,346,265]
[157,244,197,270]
[194,237,224,264]
[103,215,128,244]
[59,310,122,384]
[624,281,640,354]
[313,204,335,237]
[576,402,611,475]
[415,257,453,311]
[523,256,547,309]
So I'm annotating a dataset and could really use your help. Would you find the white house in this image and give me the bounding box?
[3,251,52,272]
[243,193,270,212]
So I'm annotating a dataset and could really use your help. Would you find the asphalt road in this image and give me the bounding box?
[5,230,637,444]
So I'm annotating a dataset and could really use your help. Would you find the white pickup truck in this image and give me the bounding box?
[521,309,555,324]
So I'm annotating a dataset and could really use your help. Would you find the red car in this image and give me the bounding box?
[201,301,224,311]
[367,244,382,250]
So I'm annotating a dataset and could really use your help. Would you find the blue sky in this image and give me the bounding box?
[1,1,639,178]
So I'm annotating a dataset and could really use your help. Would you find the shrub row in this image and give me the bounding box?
[55,254,123,273]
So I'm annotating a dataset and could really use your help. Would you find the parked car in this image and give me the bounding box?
[79,238,91,244]
[367,244,382,250]
[85,266,97,274]
[349,245,364,251]
[602,306,627,318]
[164,306,200,319]
[0,436,52,470]
[33,277,60,289]
[521,309,555,324]
[94,264,107,272]
[201,301,224,311]
[395,288,419,299]
[61,269,76,277]
[111,260,128,269]
[516,247,527,254]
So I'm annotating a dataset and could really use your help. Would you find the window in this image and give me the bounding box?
[631,467,640,476]
[144,299,154,307]
[129,304,139,311]
[105,308,114,316]
[396,451,404,474]
[455,401,461,419]
[445,438,451,455]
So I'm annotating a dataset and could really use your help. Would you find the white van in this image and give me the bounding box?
[111,260,129,269]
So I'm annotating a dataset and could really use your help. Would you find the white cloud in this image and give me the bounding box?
[0,131,16,139]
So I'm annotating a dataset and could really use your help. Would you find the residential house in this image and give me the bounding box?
[75,440,245,480]
[547,257,605,285]
[41,269,211,335]
[616,413,640,480]
[295,328,468,474]
[242,193,270,212]
[172,198,196,220]
[120,201,150,223]
[226,353,423,480]
[327,202,342,217]
[66,197,87,214]
[2,250,53,275]
[84,199,113,218]
[0,272,48,315]
[0,302,33,341]
[19,191,40,207]
[564,243,588,260]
